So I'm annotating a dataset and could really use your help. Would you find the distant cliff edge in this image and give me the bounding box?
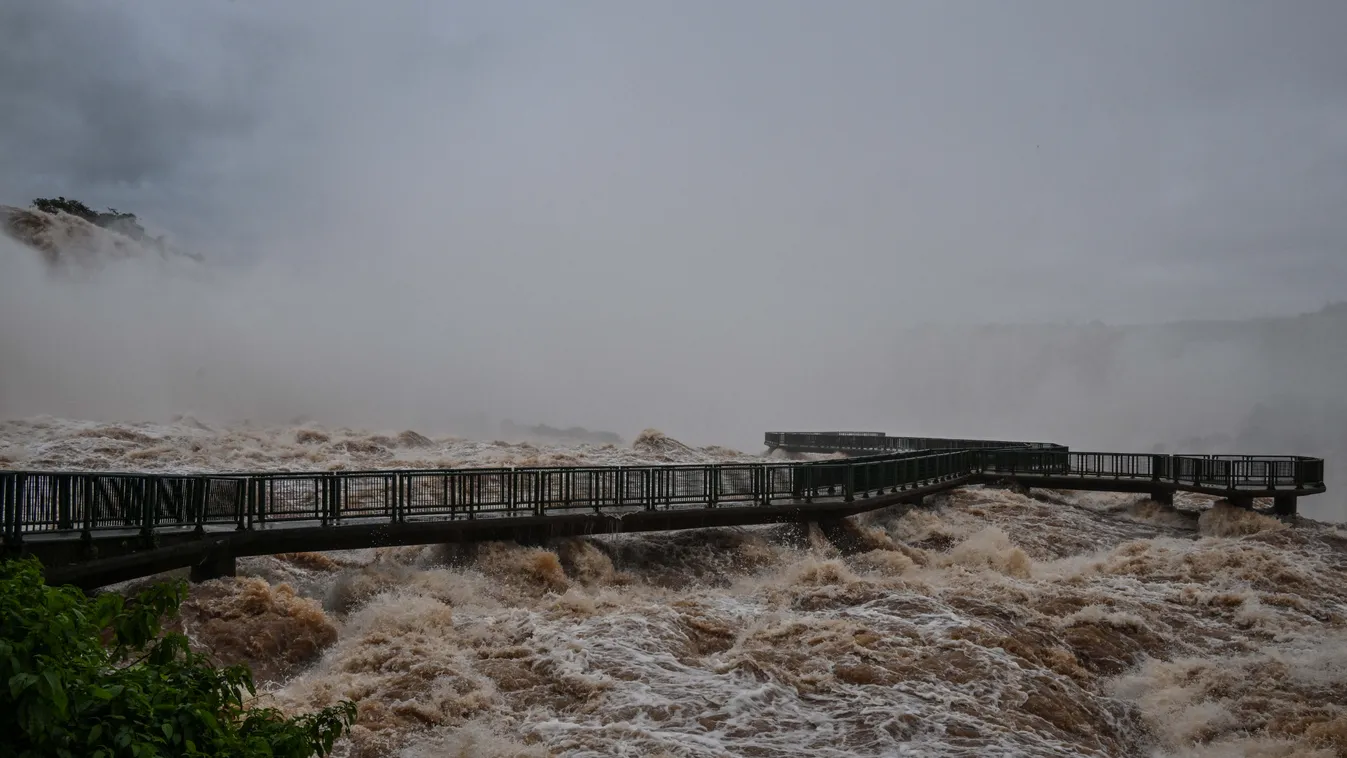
[0,198,201,268]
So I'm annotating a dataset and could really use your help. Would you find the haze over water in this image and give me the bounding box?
[3,2,1347,756]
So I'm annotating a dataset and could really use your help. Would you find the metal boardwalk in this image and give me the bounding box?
[2,431,1326,588]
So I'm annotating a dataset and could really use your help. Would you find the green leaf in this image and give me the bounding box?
[8,672,37,698]
[1,556,355,758]
[43,669,68,714]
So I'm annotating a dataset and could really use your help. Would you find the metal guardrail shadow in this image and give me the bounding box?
[1,432,1327,549]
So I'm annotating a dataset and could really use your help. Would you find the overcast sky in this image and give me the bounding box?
[3,0,1345,324]
[3,1,1347,462]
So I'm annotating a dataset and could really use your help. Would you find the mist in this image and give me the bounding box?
[2,2,1345,519]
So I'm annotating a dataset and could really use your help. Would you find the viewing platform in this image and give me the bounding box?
[2,431,1325,590]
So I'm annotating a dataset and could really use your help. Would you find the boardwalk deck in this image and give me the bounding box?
[2,432,1325,589]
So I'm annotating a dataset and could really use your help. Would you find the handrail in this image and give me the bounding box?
[765,432,1323,491]
[0,432,1327,546]
[764,431,1062,452]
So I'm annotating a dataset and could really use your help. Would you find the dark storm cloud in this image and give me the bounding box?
[2,1,1344,315]
[0,2,269,185]
[0,1,497,243]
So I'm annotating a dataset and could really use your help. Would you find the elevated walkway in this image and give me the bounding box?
[2,431,1325,589]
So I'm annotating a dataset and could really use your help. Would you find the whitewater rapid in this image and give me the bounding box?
[6,418,1347,757]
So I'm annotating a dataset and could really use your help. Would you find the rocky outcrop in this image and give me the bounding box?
[0,204,201,268]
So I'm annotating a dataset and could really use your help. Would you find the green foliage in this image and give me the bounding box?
[31,197,146,240]
[32,197,100,222]
[0,558,356,758]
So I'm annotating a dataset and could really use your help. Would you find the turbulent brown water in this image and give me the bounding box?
[6,418,1347,757]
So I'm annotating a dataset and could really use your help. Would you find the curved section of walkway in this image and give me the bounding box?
[1,430,1327,588]
[765,431,1325,496]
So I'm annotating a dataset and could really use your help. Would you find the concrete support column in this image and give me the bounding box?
[814,518,863,556]
[1150,489,1175,506]
[513,529,548,548]
[1273,495,1297,518]
[190,550,236,583]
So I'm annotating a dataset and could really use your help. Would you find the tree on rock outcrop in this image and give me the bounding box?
[31,197,149,241]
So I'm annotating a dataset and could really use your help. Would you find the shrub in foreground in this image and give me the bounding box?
[0,557,355,758]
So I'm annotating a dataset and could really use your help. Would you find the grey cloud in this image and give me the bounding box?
[2,0,1343,315]
[1,0,1346,521]
[0,2,267,186]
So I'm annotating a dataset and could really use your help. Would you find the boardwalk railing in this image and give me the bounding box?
[1172,455,1324,491]
[764,431,1060,453]
[1,432,1327,547]
[769,432,1324,490]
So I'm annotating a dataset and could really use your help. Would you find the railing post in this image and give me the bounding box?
[236,479,247,531]
[2,474,17,550]
[332,474,343,524]
[535,472,547,517]
[259,478,269,525]
[140,477,155,544]
[318,476,328,527]
[15,473,27,547]
[247,478,259,530]
[193,477,207,536]
[0,474,7,547]
[395,474,405,523]
[530,469,540,514]
[57,475,73,530]
[75,477,92,543]
[466,473,476,520]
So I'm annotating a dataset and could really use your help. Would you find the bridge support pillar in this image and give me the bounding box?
[814,518,864,556]
[1273,495,1297,518]
[1227,495,1255,510]
[1150,490,1174,506]
[190,550,236,583]
[513,531,548,548]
